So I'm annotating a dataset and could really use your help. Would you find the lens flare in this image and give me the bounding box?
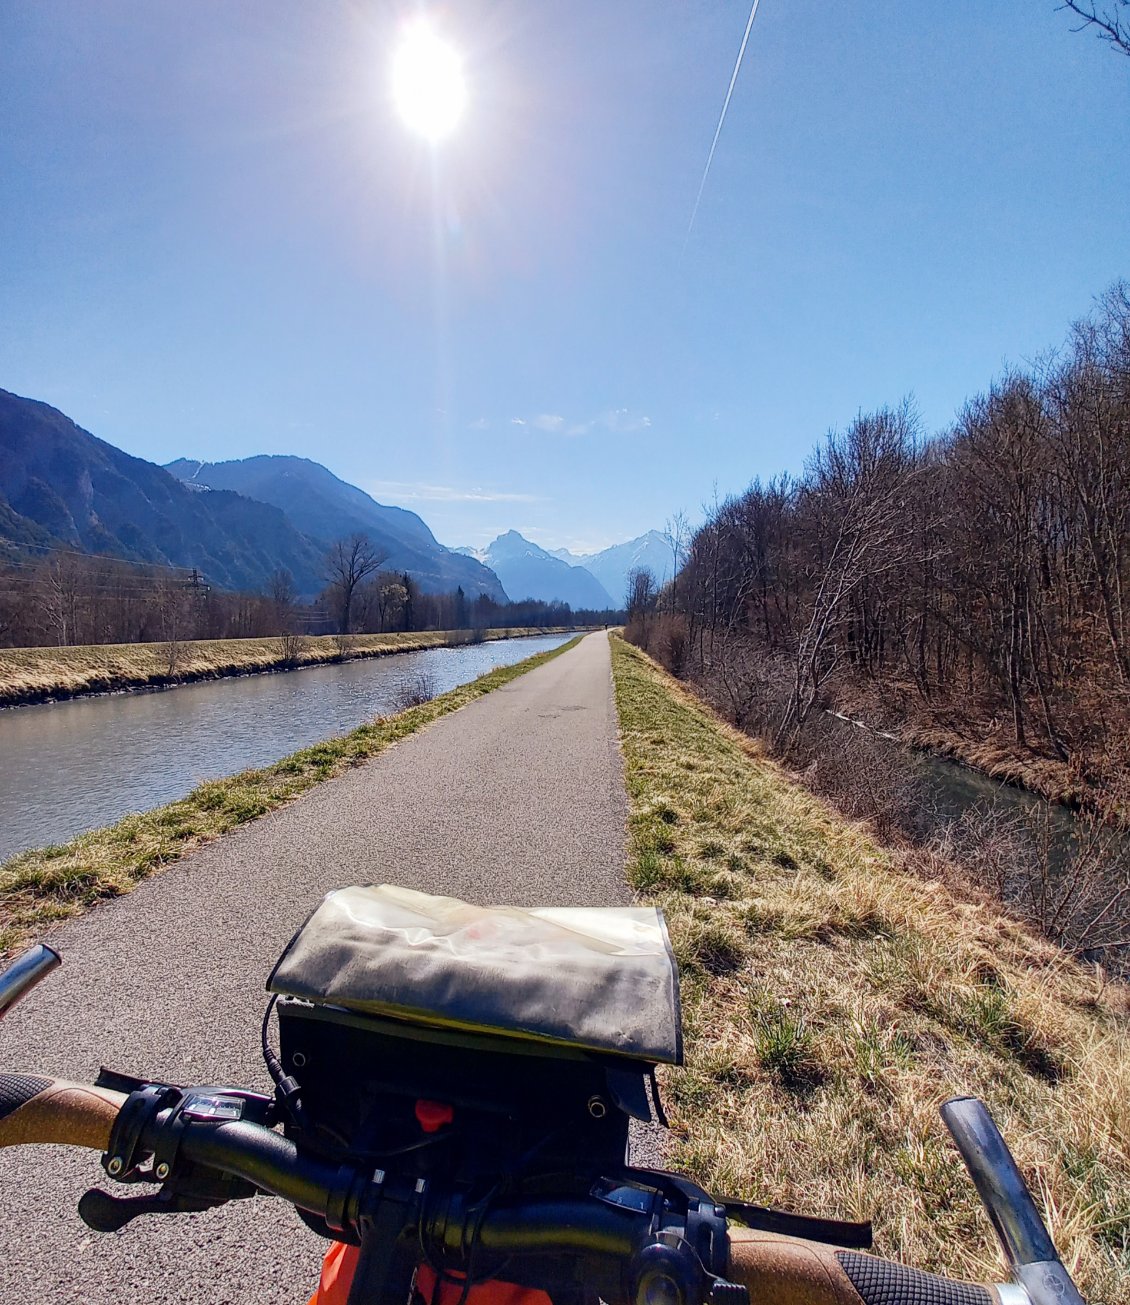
[391,22,467,142]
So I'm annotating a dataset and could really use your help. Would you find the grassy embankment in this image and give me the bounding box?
[0,626,582,708]
[0,635,583,959]
[610,637,1129,1301]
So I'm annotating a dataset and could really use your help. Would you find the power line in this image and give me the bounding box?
[0,541,198,574]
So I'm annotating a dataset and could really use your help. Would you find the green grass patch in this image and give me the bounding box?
[610,635,1130,1299]
[0,635,583,958]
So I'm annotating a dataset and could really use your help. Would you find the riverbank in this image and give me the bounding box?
[0,626,585,708]
[828,679,1113,814]
[609,637,1129,1300]
[0,635,582,958]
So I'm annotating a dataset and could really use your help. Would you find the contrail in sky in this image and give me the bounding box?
[685,0,765,244]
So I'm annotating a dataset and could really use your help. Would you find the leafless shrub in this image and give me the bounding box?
[333,632,355,660]
[160,638,182,678]
[393,670,437,710]
[802,719,928,842]
[929,800,1029,897]
[1016,810,1130,964]
[692,639,793,735]
[623,617,648,650]
[933,800,1130,973]
[275,631,309,667]
[652,614,689,676]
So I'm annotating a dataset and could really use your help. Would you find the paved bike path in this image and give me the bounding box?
[0,631,633,1304]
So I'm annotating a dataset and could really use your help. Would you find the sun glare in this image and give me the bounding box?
[391,22,466,143]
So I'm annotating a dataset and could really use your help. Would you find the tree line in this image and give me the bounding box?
[631,282,1130,802]
[0,535,619,649]
[626,281,1130,964]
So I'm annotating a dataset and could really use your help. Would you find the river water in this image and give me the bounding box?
[828,712,1095,869]
[0,634,571,863]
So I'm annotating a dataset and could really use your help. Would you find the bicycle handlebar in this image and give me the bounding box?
[0,1073,124,1151]
[0,1073,1019,1305]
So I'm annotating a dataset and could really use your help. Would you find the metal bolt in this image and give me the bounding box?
[155,1162,171,1181]
[107,1157,124,1176]
[587,1095,607,1119]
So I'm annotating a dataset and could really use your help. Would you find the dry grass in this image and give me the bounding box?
[0,636,583,960]
[610,637,1130,1302]
[0,627,581,707]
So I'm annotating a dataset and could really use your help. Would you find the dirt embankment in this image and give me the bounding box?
[0,627,587,709]
[827,677,1119,815]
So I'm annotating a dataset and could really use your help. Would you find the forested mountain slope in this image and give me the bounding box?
[167,455,506,600]
[0,389,326,593]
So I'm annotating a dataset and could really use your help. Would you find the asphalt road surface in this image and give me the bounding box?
[0,631,641,1304]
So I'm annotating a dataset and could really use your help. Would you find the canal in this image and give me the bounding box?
[0,634,571,862]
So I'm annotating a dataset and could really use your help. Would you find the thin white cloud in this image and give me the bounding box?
[520,528,618,555]
[468,417,490,430]
[508,408,652,437]
[370,480,542,504]
[603,408,652,433]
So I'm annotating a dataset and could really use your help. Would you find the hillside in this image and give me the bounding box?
[459,531,615,609]
[166,455,506,600]
[0,389,325,593]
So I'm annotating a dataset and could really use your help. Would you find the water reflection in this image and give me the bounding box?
[0,635,569,862]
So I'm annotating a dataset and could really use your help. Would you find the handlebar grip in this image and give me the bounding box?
[0,1074,126,1151]
[728,1229,1005,1305]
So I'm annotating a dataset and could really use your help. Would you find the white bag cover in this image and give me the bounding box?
[267,884,682,1064]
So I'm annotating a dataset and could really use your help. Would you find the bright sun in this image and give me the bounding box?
[391,22,466,143]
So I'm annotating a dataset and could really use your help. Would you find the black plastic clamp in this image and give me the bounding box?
[101,1084,182,1182]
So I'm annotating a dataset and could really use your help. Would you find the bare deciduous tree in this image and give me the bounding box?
[324,534,387,635]
[1060,0,1130,55]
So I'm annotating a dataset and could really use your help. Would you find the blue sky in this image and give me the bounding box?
[2,1,1128,554]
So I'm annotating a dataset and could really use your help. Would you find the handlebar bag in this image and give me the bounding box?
[267,884,682,1064]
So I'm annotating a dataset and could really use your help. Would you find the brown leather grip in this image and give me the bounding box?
[0,1075,126,1151]
[728,1228,1004,1305]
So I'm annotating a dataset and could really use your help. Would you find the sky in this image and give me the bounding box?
[1,2,1128,555]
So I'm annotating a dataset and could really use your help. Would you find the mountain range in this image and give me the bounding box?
[0,388,327,593]
[0,385,661,610]
[456,532,617,610]
[548,531,672,605]
[165,456,504,600]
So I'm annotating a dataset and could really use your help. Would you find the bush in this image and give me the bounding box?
[652,614,689,675]
[393,670,437,710]
[275,631,309,667]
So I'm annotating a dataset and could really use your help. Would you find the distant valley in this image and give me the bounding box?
[0,387,659,610]
[457,532,615,610]
[457,530,671,611]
